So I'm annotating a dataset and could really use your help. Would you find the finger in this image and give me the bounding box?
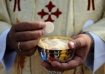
[21,48,36,56]
[68,41,75,49]
[68,40,87,60]
[41,61,54,70]
[14,21,45,32]
[41,61,52,67]
[65,56,83,70]
[68,37,86,49]
[71,36,78,39]
[17,39,38,51]
[15,29,45,41]
[49,56,83,71]
[42,61,65,71]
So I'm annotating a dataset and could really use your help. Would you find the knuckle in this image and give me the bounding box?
[11,25,17,32]
[26,49,35,56]
[68,64,76,70]
[24,23,29,29]
[22,22,32,30]
[36,31,42,37]
[21,42,30,50]
[37,22,45,28]
[18,35,24,41]
[23,32,29,38]
[75,39,81,48]
[25,42,30,49]
[37,23,41,27]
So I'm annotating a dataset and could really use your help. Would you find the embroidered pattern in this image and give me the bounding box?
[9,0,21,12]
[38,1,62,22]
[87,0,95,10]
[18,55,26,74]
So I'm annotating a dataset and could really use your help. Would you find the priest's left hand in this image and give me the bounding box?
[41,34,92,72]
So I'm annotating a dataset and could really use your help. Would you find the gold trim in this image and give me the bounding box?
[38,36,73,49]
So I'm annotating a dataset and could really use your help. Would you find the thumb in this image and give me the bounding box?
[68,38,85,49]
[68,41,75,49]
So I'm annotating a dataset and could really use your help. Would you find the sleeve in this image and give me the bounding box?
[83,11,105,43]
[0,0,16,70]
[0,29,17,71]
[82,2,105,72]
[84,32,105,73]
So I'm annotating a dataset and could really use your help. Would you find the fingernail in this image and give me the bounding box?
[42,30,46,35]
[69,41,75,49]
[40,21,46,26]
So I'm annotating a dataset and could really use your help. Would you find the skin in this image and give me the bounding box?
[6,21,45,56]
[41,34,92,72]
[6,21,92,71]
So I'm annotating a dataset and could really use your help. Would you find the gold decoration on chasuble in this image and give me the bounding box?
[8,1,26,74]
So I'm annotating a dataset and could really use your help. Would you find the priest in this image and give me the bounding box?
[0,0,105,74]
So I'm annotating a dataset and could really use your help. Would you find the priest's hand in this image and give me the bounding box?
[6,21,45,56]
[41,34,92,72]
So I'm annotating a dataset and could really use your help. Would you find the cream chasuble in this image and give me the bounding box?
[0,0,105,74]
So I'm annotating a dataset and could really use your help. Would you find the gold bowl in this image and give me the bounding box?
[37,36,75,63]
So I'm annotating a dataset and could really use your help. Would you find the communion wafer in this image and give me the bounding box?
[44,22,54,33]
[39,38,69,50]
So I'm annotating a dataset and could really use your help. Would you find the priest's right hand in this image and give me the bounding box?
[6,21,45,56]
